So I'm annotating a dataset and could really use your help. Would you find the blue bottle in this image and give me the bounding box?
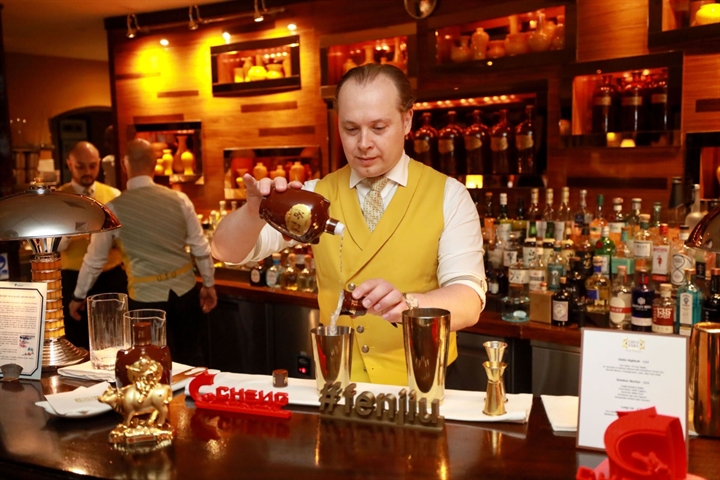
[676,267,702,336]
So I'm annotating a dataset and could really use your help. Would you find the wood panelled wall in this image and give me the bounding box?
[108,0,719,215]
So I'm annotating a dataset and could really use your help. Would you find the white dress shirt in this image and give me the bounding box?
[74,176,214,299]
[243,153,486,305]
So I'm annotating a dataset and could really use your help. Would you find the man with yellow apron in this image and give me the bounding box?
[69,139,217,366]
[58,141,126,349]
[212,64,486,385]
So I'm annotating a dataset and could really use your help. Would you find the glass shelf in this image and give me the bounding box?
[132,121,203,186]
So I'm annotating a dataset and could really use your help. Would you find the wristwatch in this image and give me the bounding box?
[403,293,419,310]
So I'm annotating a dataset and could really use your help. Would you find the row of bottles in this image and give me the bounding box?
[251,247,318,293]
[592,69,670,133]
[408,104,537,177]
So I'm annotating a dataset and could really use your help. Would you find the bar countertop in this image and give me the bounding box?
[1,375,718,480]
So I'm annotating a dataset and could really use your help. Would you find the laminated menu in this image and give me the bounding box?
[0,282,46,380]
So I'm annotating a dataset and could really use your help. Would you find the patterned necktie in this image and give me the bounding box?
[82,187,91,197]
[362,176,389,232]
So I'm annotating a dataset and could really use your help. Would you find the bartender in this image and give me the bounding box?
[212,64,485,385]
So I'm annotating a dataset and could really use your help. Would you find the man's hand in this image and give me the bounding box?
[242,173,304,213]
[351,278,407,325]
[200,286,217,313]
[69,299,85,321]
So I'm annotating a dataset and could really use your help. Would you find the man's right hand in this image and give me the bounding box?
[69,299,85,321]
[242,173,303,214]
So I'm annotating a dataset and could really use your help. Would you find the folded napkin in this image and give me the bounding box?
[58,361,198,391]
[541,395,578,432]
[186,372,533,424]
[41,381,113,416]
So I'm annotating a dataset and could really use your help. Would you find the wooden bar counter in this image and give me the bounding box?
[1,375,718,479]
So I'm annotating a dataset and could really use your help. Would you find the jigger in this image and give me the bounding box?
[483,341,508,402]
[483,361,507,416]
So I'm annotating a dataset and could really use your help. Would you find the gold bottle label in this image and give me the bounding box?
[413,139,430,154]
[438,138,454,154]
[490,137,508,152]
[593,96,612,106]
[516,134,534,151]
[464,136,482,151]
[651,93,667,104]
[285,204,312,237]
[621,96,642,106]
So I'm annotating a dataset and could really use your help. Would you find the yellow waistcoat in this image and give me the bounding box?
[313,159,457,385]
[58,182,124,272]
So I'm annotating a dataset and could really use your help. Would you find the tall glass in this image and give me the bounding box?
[123,309,167,347]
[87,293,129,370]
[402,308,451,404]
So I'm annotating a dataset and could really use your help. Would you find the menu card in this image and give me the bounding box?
[0,282,46,380]
[577,328,687,451]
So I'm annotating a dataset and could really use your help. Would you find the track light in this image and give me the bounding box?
[188,5,202,30]
[126,14,139,38]
[254,0,265,22]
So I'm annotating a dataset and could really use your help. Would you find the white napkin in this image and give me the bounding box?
[541,395,578,432]
[186,372,534,424]
[43,381,112,416]
[58,361,196,391]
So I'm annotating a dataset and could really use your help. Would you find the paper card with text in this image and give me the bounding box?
[576,328,688,451]
[0,282,47,380]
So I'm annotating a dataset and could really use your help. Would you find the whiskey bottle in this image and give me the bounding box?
[490,109,513,175]
[297,254,315,293]
[586,256,610,314]
[464,109,490,174]
[250,257,268,287]
[592,74,619,134]
[652,284,675,334]
[438,110,465,176]
[631,268,654,332]
[621,70,646,132]
[259,188,345,243]
[280,253,299,291]
[413,112,438,169]
[649,69,669,131]
[515,104,536,174]
[115,321,172,390]
[633,214,654,275]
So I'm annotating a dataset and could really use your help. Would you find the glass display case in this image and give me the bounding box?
[559,52,684,148]
[319,24,417,99]
[426,1,575,72]
[648,0,720,48]
[211,35,301,97]
[131,121,203,185]
[223,145,322,201]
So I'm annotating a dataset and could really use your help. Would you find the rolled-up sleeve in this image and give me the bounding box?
[437,178,486,310]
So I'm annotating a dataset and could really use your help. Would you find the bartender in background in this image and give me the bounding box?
[69,139,217,365]
[211,64,485,386]
[59,141,127,349]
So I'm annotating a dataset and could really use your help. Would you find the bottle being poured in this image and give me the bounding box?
[258,188,345,244]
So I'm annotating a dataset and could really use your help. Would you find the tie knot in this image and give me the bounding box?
[366,176,388,192]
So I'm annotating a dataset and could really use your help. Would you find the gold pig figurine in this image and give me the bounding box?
[99,356,174,445]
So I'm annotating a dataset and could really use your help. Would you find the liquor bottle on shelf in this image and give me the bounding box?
[676,268,702,337]
[438,111,465,176]
[490,109,513,175]
[557,187,572,242]
[567,256,587,299]
[649,69,669,131]
[250,257,268,287]
[501,283,530,323]
[621,70,646,132]
[651,223,671,287]
[482,192,495,228]
[552,277,571,327]
[547,242,567,292]
[589,194,607,242]
[611,227,635,280]
[509,253,530,297]
[464,109,490,174]
[649,202,663,237]
[610,265,633,329]
[592,74,619,134]
[515,104,536,174]
[569,279,587,328]
[486,219,502,271]
[670,225,694,290]
[528,241,546,293]
[266,253,283,289]
[561,237,576,266]
[702,268,720,322]
[542,236,555,268]
[572,189,590,243]
[539,188,554,240]
[685,184,704,233]
[497,193,513,242]
[626,197,642,253]
[115,322,172,391]
[633,214,654,275]
[298,254,315,293]
[503,231,521,274]
[586,256,610,315]
[695,248,708,295]
[513,197,527,238]
[413,112,438,169]
[631,268,654,332]
[526,188,540,238]
[522,231,537,268]
[280,253,299,291]
[595,225,616,279]
[608,197,625,245]
[652,284,675,334]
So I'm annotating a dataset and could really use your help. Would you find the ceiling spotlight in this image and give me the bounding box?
[287,23,297,31]
[126,14,139,39]
[160,38,169,46]
[222,31,231,43]
[254,0,265,22]
[188,5,202,30]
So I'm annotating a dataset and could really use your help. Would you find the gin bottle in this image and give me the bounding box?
[631,268,654,332]
[595,225,616,279]
[652,284,675,334]
[552,277,571,327]
[670,225,694,289]
[633,214,654,275]
[610,265,632,329]
[676,268,702,337]
[651,223,671,288]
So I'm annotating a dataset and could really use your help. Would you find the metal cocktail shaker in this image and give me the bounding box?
[690,322,720,437]
[402,308,450,404]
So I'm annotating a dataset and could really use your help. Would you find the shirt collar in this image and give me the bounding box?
[126,175,155,190]
[70,179,96,196]
[349,152,410,189]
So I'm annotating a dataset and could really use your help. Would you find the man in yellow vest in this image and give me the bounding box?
[59,141,127,349]
[211,64,486,385]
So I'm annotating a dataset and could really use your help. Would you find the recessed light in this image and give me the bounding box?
[159,39,169,46]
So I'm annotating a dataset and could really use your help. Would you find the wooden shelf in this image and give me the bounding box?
[212,75,301,97]
[561,130,682,148]
[432,49,573,74]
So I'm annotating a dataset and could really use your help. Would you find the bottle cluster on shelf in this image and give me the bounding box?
[407,103,537,177]
[591,69,670,133]
[251,245,318,293]
[482,184,717,336]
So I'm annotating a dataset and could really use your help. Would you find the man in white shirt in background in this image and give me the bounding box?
[70,139,217,366]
